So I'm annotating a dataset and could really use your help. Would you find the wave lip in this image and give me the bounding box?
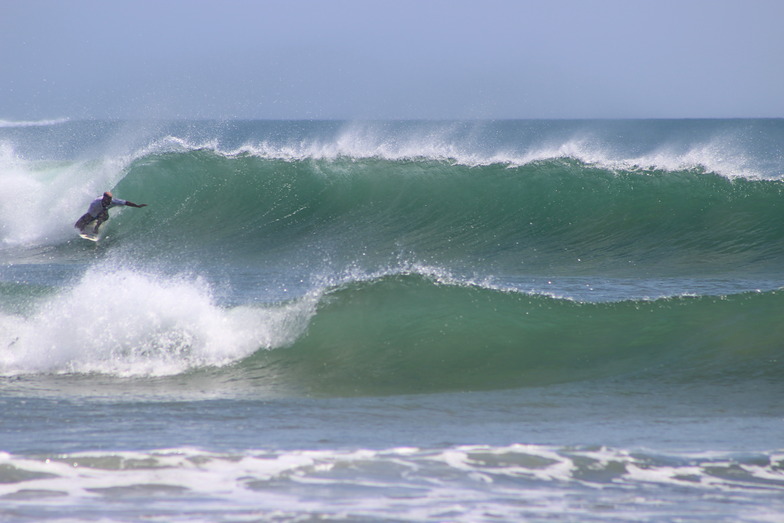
[152,133,770,179]
[92,119,783,179]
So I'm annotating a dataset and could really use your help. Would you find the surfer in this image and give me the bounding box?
[74,191,147,235]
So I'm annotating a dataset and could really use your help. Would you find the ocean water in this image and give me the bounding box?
[0,118,783,521]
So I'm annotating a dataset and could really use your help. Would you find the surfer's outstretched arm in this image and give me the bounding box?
[124,201,147,208]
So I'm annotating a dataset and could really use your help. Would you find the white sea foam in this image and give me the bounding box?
[0,267,314,377]
[0,445,780,521]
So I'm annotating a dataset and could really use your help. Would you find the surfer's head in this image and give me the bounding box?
[102,192,113,204]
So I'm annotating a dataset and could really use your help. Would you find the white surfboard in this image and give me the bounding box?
[79,232,99,242]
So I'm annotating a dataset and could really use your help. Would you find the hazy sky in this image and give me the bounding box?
[2,0,783,120]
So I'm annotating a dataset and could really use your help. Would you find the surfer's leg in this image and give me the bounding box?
[92,210,109,233]
[74,213,95,232]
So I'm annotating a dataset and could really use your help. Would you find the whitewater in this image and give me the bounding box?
[0,119,783,522]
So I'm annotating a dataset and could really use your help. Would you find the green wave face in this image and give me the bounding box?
[239,275,784,396]
[113,151,784,277]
